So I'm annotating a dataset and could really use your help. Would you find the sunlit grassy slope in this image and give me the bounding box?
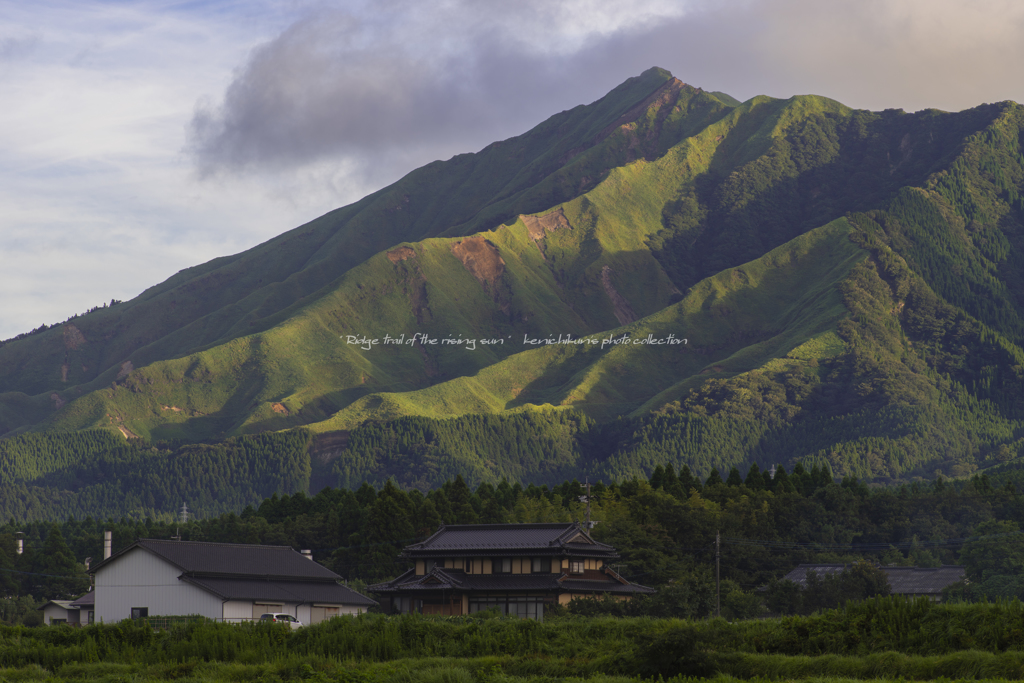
[4,67,1024,492]
[0,67,710,424]
[312,219,863,430]
[37,89,865,442]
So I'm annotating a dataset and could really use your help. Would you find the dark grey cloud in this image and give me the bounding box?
[186,0,1024,182]
[185,0,693,180]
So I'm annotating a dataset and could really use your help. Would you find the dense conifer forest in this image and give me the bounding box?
[7,465,1024,625]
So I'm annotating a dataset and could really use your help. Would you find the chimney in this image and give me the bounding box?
[104,531,112,560]
[301,549,313,561]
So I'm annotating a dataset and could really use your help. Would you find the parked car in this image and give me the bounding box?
[259,613,303,629]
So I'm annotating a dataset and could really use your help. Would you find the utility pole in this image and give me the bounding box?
[585,478,592,529]
[715,530,721,619]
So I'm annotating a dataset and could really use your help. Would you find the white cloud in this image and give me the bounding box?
[0,0,314,338]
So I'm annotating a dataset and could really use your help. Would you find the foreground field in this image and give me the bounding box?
[3,598,1024,681]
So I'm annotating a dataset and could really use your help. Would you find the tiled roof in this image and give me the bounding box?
[369,566,654,595]
[183,577,377,606]
[882,566,965,595]
[70,591,94,608]
[559,579,655,594]
[781,564,966,595]
[404,523,617,558]
[93,539,341,581]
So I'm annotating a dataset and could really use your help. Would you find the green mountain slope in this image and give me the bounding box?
[0,68,712,420]
[4,68,1024,516]
[314,218,863,429]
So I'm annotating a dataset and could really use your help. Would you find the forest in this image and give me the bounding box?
[7,461,1024,626]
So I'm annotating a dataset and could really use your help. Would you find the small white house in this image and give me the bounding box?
[41,591,94,626]
[90,539,375,624]
[41,600,74,626]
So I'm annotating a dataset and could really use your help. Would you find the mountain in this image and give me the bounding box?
[4,67,1024,519]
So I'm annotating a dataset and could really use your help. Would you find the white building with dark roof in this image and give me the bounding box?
[41,590,94,626]
[90,539,375,624]
[370,523,654,620]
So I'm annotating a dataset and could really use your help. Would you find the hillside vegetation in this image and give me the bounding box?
[3,67,1024,513]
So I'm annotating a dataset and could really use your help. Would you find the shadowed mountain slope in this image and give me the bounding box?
[4,68,1024,516]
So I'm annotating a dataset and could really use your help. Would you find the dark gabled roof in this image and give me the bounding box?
[92,539,341,581]
[70,590,94,608]
[781,564,966,595]
[372,567,469,592]
[403,523,618,558]
[882,565,965,595]
[90,538,377,607]
[183,577,377,606]
[559,578,656,595]
[369,565,654,596]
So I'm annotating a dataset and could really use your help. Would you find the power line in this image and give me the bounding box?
[722,528,1024,552]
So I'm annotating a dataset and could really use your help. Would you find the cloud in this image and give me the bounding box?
[189,0,1024,182]
[5,0,1024,340]
[0,0,308,339]
[185,0,691,182]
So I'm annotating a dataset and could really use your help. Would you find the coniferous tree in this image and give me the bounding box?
[726,467,744,487]
[705,469,724,488]
[745,464,765,490]
[32,526,89,599]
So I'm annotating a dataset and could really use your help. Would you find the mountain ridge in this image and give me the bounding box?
[3,68,1024,510]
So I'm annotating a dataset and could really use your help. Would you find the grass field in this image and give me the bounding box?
[4,598,1024,682]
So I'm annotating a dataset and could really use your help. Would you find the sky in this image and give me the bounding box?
[2,0,1024,339]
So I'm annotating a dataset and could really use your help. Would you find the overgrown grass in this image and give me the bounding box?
[3,598,1024,681]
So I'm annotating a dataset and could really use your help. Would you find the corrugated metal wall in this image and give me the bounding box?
[95,548,222,623]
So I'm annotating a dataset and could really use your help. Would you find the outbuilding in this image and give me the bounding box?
[780,563,966,602]
[40,590,93,626]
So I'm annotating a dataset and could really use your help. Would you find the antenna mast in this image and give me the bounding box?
[173,502,189,541]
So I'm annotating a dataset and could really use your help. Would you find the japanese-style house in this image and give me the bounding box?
[369,523,654,620]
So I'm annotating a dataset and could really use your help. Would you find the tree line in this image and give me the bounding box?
[8,462,1024,623]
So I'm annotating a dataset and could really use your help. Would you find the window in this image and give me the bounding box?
[468,596,546,621]
[532,557,551,573]
[130,607,149,620]
[494,558,512,573]
[569,561,584,574]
